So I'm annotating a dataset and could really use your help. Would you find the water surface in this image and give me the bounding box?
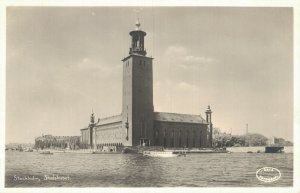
[5,150,293,187]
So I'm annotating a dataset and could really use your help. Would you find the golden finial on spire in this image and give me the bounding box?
[133,8,143,30]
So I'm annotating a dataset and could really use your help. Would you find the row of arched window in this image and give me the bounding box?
[95,143,124,149]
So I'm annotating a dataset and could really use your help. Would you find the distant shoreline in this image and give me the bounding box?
[227,146,293,153]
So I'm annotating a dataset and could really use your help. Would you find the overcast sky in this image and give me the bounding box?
[6,7,293,143]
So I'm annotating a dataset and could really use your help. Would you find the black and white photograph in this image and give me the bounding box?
[0,1,299,193]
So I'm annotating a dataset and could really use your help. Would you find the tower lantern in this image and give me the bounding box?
[129,18,147,56]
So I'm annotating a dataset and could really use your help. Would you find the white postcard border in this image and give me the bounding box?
[0,1,299,193]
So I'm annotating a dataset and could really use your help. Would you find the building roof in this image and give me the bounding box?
[80,114,122,130]
[154,112,207,124]
[96,114,122,126]
[35,135,80,140]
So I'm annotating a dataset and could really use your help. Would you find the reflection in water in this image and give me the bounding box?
[5,151,293,187]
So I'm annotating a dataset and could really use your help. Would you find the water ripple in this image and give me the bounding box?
[5,151,293,187]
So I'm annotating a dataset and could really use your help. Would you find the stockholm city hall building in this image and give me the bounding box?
[80,19,213,149]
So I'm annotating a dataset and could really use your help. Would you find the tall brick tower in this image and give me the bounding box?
[122,19,154,146]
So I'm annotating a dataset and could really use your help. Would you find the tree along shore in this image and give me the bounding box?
[212,128,293,148]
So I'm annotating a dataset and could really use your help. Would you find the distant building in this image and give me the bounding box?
[80,19,213,149]
[5,143,34,150]
[35,134,80,149]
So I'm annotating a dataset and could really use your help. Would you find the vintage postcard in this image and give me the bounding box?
[0,1,299,193]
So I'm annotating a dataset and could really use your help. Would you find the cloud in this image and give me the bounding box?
[164,46,217,69]
[154,80,199,93]
[165,45,188,57]
[177,81,199,91]
[77,57,98,69]
[184,55,216,63]
[76,57,121,73]
[153,79,205,114]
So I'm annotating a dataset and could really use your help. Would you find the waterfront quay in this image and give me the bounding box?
[18,146,227,154]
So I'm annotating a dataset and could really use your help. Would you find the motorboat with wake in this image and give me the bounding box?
[143,150,181,158]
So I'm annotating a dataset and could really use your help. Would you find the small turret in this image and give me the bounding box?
[89,110,97,149]
[205,105,213,148]
[125,114,129,141]
[205,105,212,123]
[90,112,95,125]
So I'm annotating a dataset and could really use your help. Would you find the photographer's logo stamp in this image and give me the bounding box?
[256,167,281,183]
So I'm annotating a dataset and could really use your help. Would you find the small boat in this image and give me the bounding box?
[265,146,284,153]
[143,151,178,158]
[92,151,120,154]
[40,150,53,155]
[170,148,228,154]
